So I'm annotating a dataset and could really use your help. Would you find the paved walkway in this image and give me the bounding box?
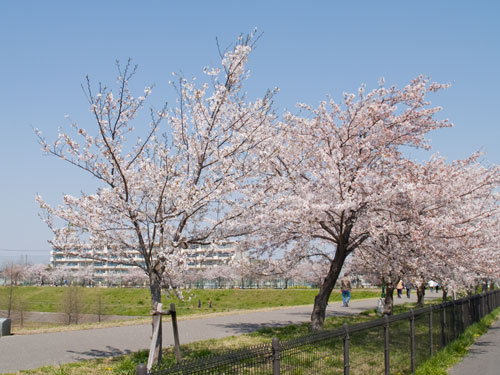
[448,318,500,375]
[0,294,433,373]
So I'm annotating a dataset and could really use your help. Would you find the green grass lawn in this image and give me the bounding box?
[0,286,380,317]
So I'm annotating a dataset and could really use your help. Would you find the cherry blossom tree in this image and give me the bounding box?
[2,263,26,286]
[233,256,294,288]
[74,266,95,286]
[103,270,127,287]
[24,264,50,286]
[48,265,74,286]
[180,269,204,288]
[202,264,236,288]
[122,267,148,287]
[243,77,453,330]
[36,33,276,365]
[1,263,26,318]
[290,259,331,287]
[352,154,500,313]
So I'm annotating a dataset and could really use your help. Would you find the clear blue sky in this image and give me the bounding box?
[1,1,499,264]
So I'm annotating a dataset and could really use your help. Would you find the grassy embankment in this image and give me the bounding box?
[0,286,380,331]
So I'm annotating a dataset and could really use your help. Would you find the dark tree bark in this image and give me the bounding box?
[310,247,348,331]
[416,283,425,308]
[383,285,395,315]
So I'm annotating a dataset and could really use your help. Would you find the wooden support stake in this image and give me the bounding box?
[147,303,163,370]
[170,303,182,364]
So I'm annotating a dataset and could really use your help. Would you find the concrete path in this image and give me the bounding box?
[448,318,500,375]
[0,294,434,373]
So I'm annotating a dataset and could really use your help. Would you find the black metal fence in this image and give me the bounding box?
[138,290,500,375]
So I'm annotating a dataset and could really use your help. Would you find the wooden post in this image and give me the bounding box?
[170,303,182,364]
[147,303,163,370]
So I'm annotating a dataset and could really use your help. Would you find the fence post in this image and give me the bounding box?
[441,304,447,348]
[343,323,350,375]
[483,292,487,317]
[475,295,479,322]
[136,364,147,375]
[468,295,473,325]
[272,337,281,375]
[429,305,433,357]
[384,315,390,375]
[460,300,465,334]
[479,294,483,319]
[451,300,457,341]
[487,291,491,313]
[410,310,415,375]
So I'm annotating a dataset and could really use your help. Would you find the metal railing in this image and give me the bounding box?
[138,290,500,375]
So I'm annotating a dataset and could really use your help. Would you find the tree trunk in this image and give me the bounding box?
[8,284,13,318]
[416,283,425,308]
[442,289,448,303]
[383,285,395,315]
[310,249,347,331]
[148,270,163,367]
[482,281,488,293]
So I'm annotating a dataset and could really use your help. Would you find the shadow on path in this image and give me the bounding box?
[67,346,134,360]
[209,321,298,334]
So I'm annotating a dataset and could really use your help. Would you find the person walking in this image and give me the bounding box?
[397,279,404,298]
[428,280,436,293]
[340,273,352,307]
[405,281,411,298]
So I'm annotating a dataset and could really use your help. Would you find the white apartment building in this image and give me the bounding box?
[50,242,239,281]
